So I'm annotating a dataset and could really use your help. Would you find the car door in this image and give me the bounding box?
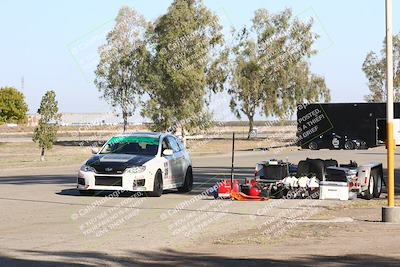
[161,137,175,187]
[167,136,185,185]
[175,137,189,176]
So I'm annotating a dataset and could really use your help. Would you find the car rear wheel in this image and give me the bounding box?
[149,171,163,197]
[178,167,193,193]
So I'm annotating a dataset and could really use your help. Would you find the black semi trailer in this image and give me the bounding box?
[297,103,400,150]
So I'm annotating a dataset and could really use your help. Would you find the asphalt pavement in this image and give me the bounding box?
[0,147,399,266]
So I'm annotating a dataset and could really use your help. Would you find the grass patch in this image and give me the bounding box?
[0,142,90,170]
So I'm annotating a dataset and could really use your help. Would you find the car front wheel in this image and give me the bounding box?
[149,171,163,197]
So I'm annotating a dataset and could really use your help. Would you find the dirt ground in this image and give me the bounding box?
[0,137,296,170]
[0,143,400,266]
[0,142,89,169]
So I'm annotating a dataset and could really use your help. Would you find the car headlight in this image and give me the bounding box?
[80,165,96,172]
[125,166,146,173]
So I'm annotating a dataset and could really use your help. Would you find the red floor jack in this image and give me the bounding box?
[215,133,269,201]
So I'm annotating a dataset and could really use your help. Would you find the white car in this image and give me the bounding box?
[77,132,193,197]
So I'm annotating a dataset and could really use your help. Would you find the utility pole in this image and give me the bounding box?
[382,0,400,223]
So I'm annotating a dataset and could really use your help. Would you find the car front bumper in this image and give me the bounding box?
[77,170,153,192]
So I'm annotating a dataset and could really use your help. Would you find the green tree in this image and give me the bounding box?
[0,86,28,124]
[362,33,400,102]
[33,90,60,161]
[95,6,148,132]
[140,0,226,141]
[229,8,330,138]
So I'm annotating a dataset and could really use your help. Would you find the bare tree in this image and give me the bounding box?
[362,33,400,102]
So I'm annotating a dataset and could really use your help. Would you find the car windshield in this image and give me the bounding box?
[100,136,159,156]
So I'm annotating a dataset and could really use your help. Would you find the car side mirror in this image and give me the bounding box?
[163,149,173,156]
[91,147,100,154]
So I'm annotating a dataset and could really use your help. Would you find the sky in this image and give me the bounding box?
[0,0,399,121]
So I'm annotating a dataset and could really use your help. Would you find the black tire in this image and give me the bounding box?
[309,141,319,150]
[178,167,193,193]
[363,175,374,200]
[344,141,355,150]
[360,140,368,150]
[79,190,94,196]
[149,170,163,197]
[285,190,296,199]
[373,172,383,198]
[273,188,285,199]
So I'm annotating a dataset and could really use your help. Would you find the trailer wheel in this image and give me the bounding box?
[373,173,383,198]
[309,141,318,150]
[344,141,355,150]
[364,175,374,200]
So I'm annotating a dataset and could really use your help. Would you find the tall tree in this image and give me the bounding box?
[229,8,330,138]
[229,41,264,138]
[95,6,148,131]
[0,86,28,124]
[362,33,400,102]
[140,0,226,141]
[33,90,60,161]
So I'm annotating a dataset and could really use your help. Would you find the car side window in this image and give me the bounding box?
[162,138,171,152]
[167,136,180,152]
[175,138,185,150]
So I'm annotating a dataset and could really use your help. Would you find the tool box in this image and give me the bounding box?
[319,181,349,200]
[319,167,353,200]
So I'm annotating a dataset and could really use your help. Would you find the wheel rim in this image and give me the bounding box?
[309,142,316,150]
[376,176,382,193]
[369,176,374,195]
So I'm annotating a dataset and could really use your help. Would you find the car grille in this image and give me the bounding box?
[95,176,123,186]
[92,164,126,174]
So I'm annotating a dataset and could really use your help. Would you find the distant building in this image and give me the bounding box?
[27,113,144,127]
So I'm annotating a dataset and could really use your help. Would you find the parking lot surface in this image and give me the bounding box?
[0,147,400,266]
